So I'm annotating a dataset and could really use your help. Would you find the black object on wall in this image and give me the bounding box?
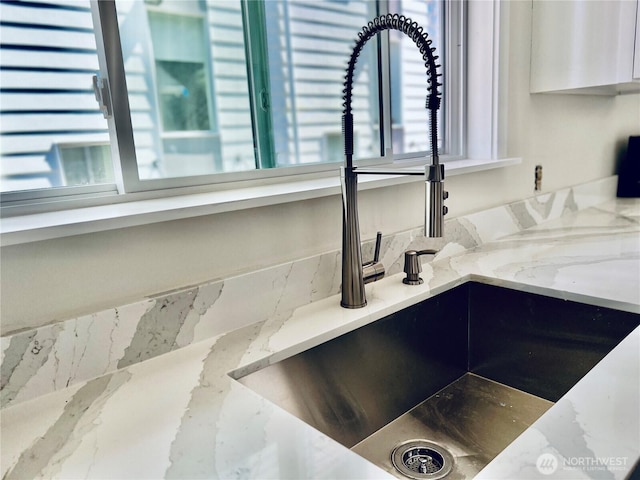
[617,135,640,197]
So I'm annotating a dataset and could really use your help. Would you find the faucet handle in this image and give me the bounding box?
[402,249,438,285]
[372,231,382,263]
[363,232,385,284]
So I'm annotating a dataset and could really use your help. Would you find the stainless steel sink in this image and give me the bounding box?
[235,282,639,479]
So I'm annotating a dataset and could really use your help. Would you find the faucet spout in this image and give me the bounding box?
[340,14,444,308]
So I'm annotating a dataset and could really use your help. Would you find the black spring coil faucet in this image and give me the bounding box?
[340,14,446,309]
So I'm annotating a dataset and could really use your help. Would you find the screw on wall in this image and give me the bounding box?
[534,165,543,191]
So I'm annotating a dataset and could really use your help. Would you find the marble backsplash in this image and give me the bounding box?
[0,177,618,408]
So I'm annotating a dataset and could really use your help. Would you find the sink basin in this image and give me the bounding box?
[235,282,639,479]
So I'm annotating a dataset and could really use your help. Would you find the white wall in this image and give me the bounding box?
[2,1,639,333]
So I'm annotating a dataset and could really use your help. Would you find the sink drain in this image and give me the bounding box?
[391,440,453,480]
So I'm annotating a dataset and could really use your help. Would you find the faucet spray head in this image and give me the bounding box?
[425,164,447,238]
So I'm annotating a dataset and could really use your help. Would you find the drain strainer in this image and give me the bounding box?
[391,440,453,480]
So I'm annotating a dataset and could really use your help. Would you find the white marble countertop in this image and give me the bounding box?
[2,197,639,480]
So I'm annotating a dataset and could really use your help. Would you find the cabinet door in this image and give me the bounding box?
[531,0,639,94]
[634,5,640,80]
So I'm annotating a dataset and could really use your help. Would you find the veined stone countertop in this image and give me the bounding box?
[1,195,639,479]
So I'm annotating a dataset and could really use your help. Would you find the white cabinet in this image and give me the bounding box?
[531,0,640,95]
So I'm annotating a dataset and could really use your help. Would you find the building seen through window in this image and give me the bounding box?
[0,0,112,192]
[0,0,443,195]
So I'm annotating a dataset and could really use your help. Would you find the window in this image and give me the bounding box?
[1,0,459,202]
[57,142,113,185]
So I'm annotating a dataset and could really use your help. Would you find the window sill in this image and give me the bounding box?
[0,157,520,246]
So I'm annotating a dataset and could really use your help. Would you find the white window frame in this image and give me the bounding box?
[0,0,519,245]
